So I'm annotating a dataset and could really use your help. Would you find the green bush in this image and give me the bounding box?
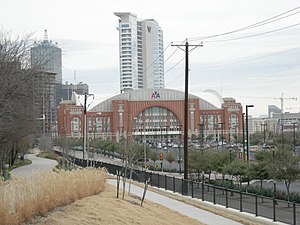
[209,179,300,203]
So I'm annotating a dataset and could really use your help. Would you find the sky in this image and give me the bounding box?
[1,0,300,116]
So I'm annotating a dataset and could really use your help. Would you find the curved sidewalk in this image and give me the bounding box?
[107,179,242,225]
[11,153,57,179]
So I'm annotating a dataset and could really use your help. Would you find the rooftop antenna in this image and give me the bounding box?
[44,29,48,42]
[1,24,3,42]
[220,75,223,96]
[74,70,77,84]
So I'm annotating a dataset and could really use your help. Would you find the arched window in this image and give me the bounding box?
[132,106,181,144]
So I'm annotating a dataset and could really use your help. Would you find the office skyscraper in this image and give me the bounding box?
[31,30,62,132]
[31,30,62,84]
[115,12,164,92]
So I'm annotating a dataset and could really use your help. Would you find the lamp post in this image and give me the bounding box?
[219,122,225,150]
[261,122,267,146]
[246,105,254,161]
[242,113,245,160]
[140,122,143,144]
[292,123,297,154]
[281,123,284,150]
[215,124,219,149]
[143,123,146,169]
[178,124,182,174]
[165,125,169,146]
[160,125,163,146]
[198,123,204,148]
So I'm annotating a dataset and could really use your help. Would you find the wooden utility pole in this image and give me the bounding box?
[80,93,94,163]
[172,40,203,180]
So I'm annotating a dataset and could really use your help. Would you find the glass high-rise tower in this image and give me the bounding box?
[31,30,62,84]
[114,12,164,92]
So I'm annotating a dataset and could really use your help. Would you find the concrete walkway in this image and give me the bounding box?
[11,154,57,179]
[107,179,243,225]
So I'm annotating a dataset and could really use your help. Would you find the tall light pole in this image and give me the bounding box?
[242,113,245,160]
[133,117,137,143]
[246,105,254,161]
[177,124,182,174]
[143,123,146,169]
[140,122,143,144]
[219,122,225,150]
[292,122,297,154]
[198,123,204,148]
[261,122,267,146]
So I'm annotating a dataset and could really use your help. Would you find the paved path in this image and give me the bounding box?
[10,154,242,224]
[107,179,243,225]
[11,154,57,179]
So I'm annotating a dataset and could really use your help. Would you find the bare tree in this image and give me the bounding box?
[121,141,144,199]
[0,32,50,175]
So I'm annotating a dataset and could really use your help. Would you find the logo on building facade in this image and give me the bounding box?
[147,26,151,33]
[151,91,160,99]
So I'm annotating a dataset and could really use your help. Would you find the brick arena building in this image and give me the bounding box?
[57,89,243,145]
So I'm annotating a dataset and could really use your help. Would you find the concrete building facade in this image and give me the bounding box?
[32,71,57,134]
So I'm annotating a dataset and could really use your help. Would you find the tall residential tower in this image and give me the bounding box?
[114,12,164,92]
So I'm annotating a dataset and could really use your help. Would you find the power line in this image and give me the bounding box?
[185,5,300,42]
[141,42,172,76]
[205,22,300,43]
[190,46,300,71]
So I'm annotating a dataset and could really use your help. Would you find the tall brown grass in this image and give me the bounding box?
[0,168,106,225]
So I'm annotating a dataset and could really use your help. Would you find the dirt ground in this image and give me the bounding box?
[28,184,205,225]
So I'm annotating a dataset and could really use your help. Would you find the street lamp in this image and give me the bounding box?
[133,117,138,142]
[246,105,254,161]
[143,123,147,169]
[292,123,298,154]
[160,125,163,146]
[177,124,182,174]
[242,113,245,160]
[261,122,267,146]
[165,125,169,145]
[198,123,204,148]
[218,122,225,150]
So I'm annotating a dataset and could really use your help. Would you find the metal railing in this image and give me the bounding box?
[64,153,299,225]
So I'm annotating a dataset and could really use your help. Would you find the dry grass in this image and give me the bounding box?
[29,184,205,225]
[0,168,106,225]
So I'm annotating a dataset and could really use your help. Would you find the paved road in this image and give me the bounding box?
[251,180,300,193]
[107,179,243,225]
[11,154,57,178]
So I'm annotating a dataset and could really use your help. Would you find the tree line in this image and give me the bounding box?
[0,32,47,176]
[189,147,300,203]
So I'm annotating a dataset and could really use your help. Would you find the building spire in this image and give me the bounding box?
[44,29,48,42]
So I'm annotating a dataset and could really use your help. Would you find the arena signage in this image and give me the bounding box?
[151,91,160,99]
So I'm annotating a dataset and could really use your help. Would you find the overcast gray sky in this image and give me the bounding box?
[1,0,300,116]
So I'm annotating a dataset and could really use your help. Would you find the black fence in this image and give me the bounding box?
[70,156,299,225]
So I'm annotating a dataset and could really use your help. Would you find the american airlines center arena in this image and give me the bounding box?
[57,88,243,145]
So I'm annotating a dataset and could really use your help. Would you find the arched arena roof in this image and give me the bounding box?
[89,88,224,112]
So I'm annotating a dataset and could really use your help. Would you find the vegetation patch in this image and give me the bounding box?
[7,159,32,172]
[37,151,61,161]
[0,168,106,225]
